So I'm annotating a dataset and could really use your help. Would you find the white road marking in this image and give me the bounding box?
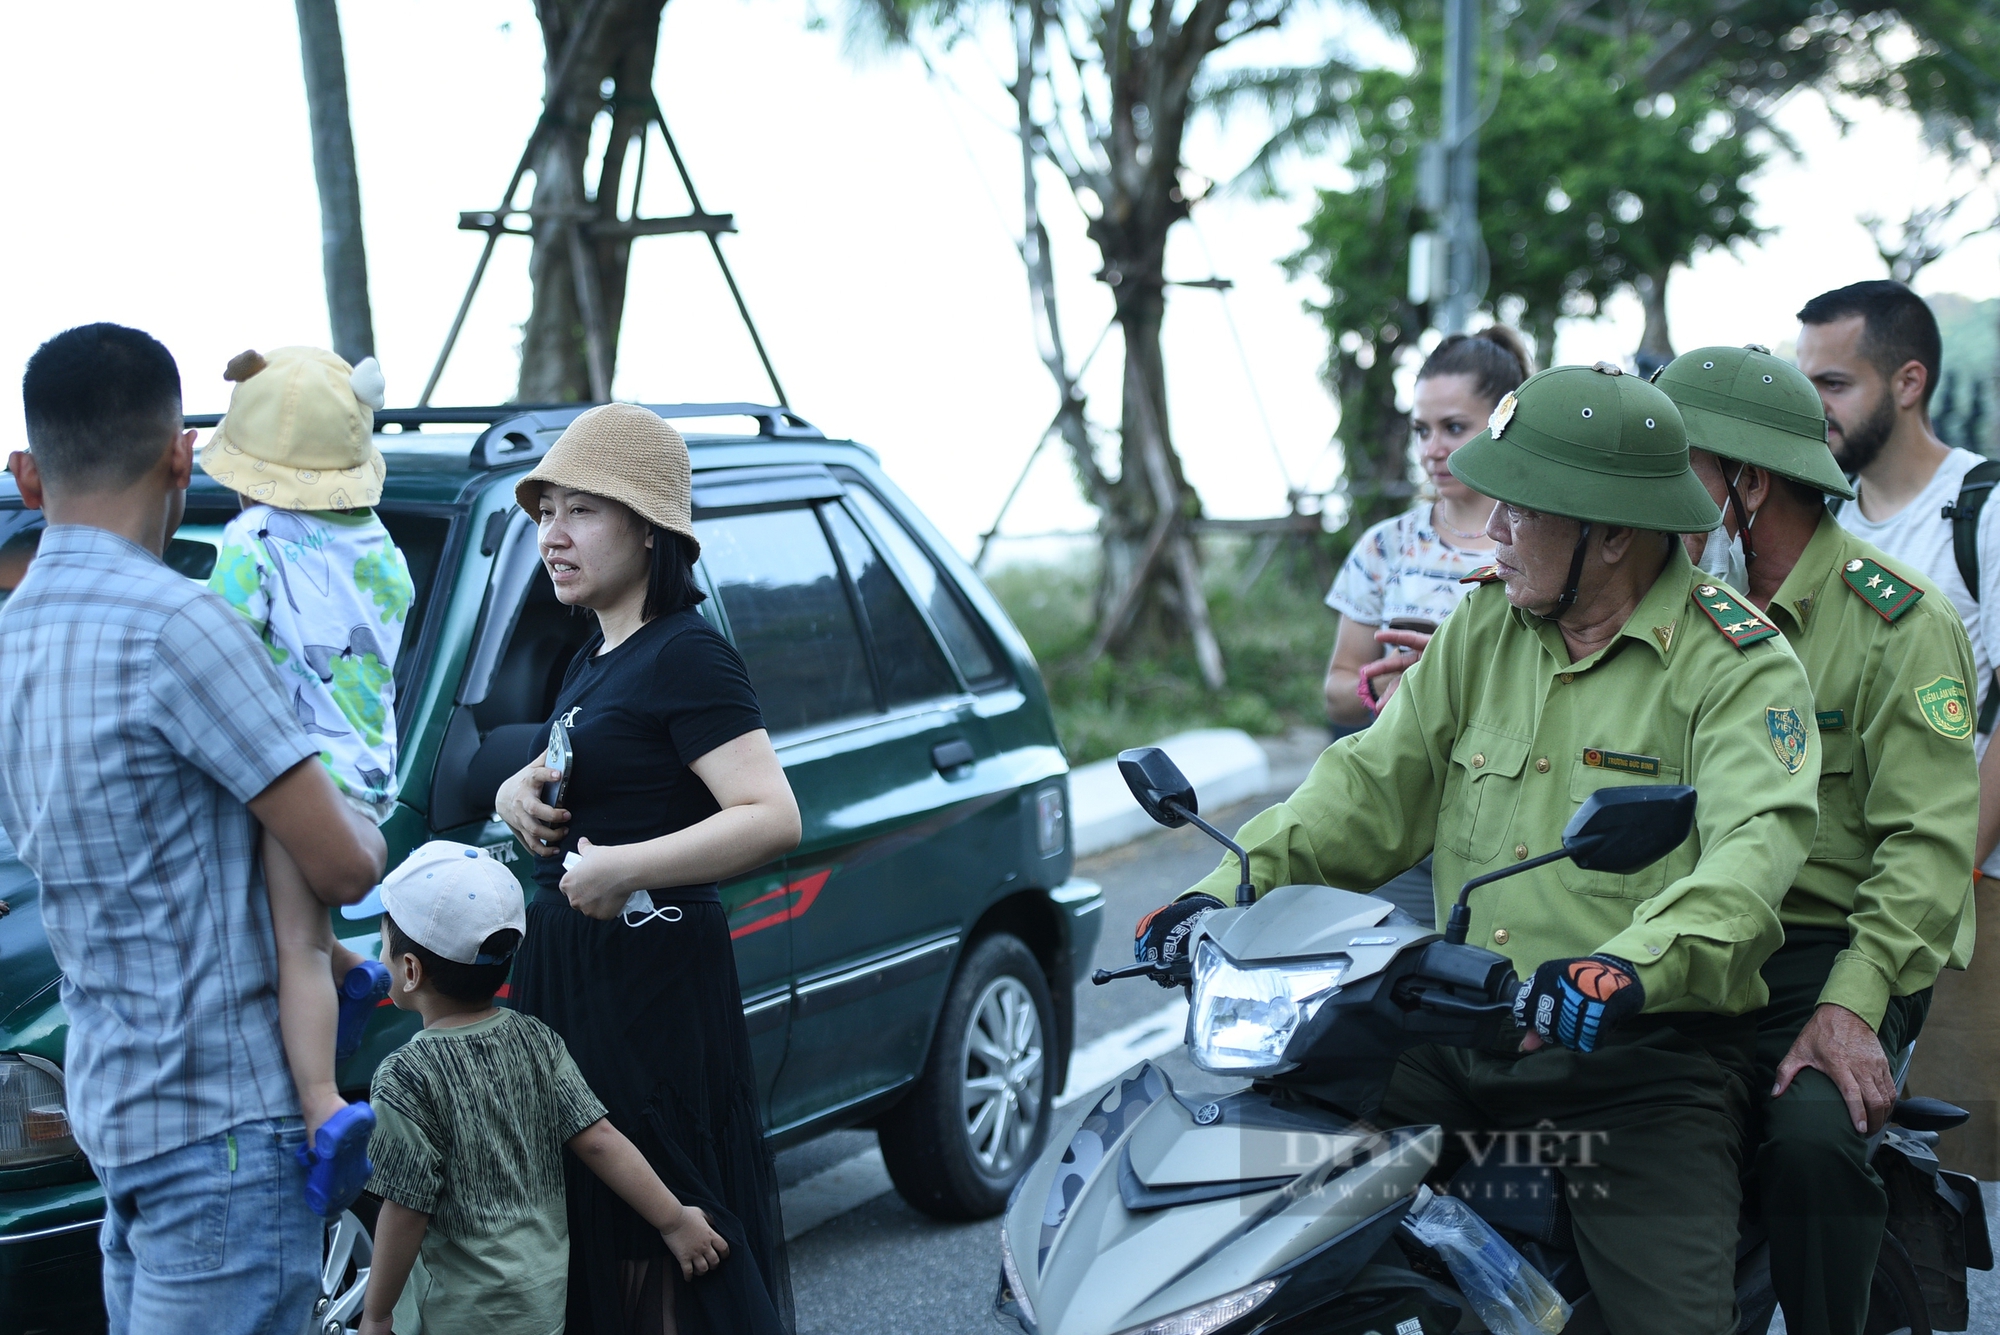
[779,1000,1190,1238]
[782,1147,894,1241]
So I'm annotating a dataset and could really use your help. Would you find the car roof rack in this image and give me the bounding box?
[180,402,824,470]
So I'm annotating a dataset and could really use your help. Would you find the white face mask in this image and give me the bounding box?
[1695,463,1755,591]
[1696,522,1749,591]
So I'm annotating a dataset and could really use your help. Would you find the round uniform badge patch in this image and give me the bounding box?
[1489,391,1518,438]
[1916,675,1974,740]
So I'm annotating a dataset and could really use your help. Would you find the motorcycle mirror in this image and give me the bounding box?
[1561,785,1697,874]
[1442,783,1697,946]
[1118,747,1196,828]
[1118,747,1257,907]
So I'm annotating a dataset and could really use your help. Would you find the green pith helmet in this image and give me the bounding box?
[1447,362,1722,533]
[1652,345,1853,500]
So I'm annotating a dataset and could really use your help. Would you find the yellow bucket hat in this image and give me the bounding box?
[514,404,697,554]
[200,346,386,510]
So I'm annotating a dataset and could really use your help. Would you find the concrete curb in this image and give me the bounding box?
[1069,728,1272,857]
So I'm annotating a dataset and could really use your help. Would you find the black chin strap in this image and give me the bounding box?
[1555,522,1594,613]
[1722,465,1757,563]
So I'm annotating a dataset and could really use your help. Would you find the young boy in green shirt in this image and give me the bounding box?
[359,843,726,1335]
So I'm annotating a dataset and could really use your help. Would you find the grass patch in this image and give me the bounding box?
[987,541,1335,764]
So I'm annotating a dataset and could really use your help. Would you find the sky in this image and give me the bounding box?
[2,1,1996,558]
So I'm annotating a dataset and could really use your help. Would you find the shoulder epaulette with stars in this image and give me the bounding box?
[1691,582,1779,649]
[1459,565,1501,585]
[1839,557,1923,622]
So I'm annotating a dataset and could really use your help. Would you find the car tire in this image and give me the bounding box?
[879,932,1056,1221]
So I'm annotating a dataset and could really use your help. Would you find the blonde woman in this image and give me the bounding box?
[1324,327,1532,724]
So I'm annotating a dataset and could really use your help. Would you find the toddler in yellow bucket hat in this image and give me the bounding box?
[199,346,415,1215]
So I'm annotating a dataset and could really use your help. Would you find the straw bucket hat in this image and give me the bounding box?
[514,404,697,554]
[200,346,386,510]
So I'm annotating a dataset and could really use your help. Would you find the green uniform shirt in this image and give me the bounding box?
[1187,544,1820,1015]
[1757,513,1977,1028]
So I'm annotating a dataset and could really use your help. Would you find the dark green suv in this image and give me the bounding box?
[0,403,1101,1333]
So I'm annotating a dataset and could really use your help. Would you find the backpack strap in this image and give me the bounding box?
[1942,459,2000,605]
[1942,460,2000,734]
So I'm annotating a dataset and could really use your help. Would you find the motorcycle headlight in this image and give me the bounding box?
[1189,939,1347,1073]
[0,1054,78,1168]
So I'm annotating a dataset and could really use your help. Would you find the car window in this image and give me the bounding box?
[696,507,876,734]
[844,487,1003,686]
[821,502,959,706]
[376,511,452,689]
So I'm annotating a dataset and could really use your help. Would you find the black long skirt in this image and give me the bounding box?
[513,891,793,1335]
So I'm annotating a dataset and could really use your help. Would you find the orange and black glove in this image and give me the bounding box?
[1512,954,1644,1053]
[1133,894,1224,986]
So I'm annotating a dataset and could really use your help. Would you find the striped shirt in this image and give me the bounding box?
[0,524,318,1167]
[368,1009,607,1335]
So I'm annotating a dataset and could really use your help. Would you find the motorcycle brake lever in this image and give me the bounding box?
[1092,959,1193,987]
[1093,962,1164,985]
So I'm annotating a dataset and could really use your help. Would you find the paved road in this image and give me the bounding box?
[781,781,2000,1334]
[783,790,1270,1334]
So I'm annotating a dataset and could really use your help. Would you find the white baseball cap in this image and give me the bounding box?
[379,842,527,965]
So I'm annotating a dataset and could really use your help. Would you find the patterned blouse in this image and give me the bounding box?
[1325,504,1490,629]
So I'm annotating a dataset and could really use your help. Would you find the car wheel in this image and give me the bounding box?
[311,1206,375,1333]
[879,932,1056,1220]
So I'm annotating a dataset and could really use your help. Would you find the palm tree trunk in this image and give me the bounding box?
[293,0,374,365]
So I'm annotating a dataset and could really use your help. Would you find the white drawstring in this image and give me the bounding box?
[620,893,684,928]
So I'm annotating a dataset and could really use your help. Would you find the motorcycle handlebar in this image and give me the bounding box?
[1092,958,1192,987]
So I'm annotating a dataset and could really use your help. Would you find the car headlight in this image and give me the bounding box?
[1189,939,1347,1073]
[0,1054,77,1168]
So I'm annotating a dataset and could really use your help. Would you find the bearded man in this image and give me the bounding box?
[1799,280,2000,1178]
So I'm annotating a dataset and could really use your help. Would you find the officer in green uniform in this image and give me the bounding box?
[1656,345,1977,1335]
[1135,363,1821,1335]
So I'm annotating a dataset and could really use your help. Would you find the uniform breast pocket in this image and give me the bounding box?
[1559,755,1686,898]
[1808,731,1866,862]
[1439,725,1533,864]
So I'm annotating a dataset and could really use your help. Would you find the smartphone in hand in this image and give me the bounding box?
[543,719,572,810]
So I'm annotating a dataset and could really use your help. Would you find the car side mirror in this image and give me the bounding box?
[1562,785,1697,874]
[1117,747,1195,828]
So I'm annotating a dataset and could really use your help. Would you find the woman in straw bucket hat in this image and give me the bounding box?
[493,403,801,1334]
[201,346,413,1218]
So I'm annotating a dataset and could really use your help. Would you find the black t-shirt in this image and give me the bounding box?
[532,608,765,901]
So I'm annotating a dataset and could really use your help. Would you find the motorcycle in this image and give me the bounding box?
[994,747,1992,1335]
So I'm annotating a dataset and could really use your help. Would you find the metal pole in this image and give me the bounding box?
[1440,0,1480,334]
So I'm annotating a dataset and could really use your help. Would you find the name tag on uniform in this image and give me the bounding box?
[1816,710,1846,732]
[1581,747,1661,777]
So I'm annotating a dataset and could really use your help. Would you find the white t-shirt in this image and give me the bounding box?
[1325,504,1490,629]
[1835,447,2000,871]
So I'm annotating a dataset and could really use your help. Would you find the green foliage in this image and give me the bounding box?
[1930,293,2000,457]
[1280,9,1766,544]
[989,543,1338,762]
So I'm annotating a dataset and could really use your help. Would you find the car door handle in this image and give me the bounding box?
[931,739,976,774]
